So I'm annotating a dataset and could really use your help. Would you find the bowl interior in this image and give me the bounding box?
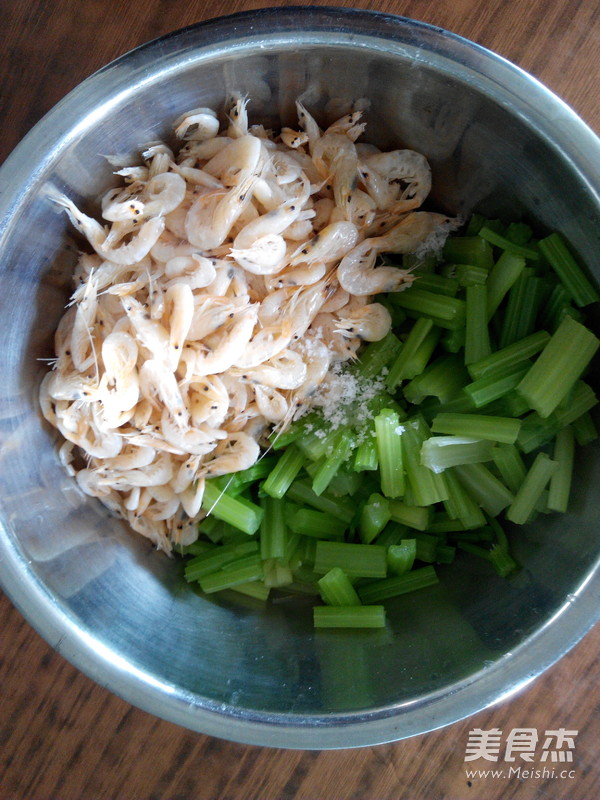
[0,10,599,748]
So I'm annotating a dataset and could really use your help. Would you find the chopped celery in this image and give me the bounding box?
[387,540,417,575]
[358,566,439,603]
[176,214,598,630]
[318,567,361,606]
[311,429,356,496]
[262,445,305,499]
[547,427,575,513]
[389,500,431,530]
[287,508,347,539]
[354,438,379,472]
[478,225,539,260]
[199,554,264,594]
[467,330,551,381]
[202,481,263,535]
[390,288,466,327]
[465,284,492,365]
[486,251,526,319]
[314,541,388,578]
[432,412,521,444]
[360,493,392,543]
[516,316,599,418]
[506,453,559,524]
[421,435,495,472]
[539,232,599,307]
[491,444,527,494]
[374,409,405,498]
[260,496,287,560]
[286,480,355,524]
[453,463,514,517]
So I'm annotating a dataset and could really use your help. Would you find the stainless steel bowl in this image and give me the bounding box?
[0,7,599,749]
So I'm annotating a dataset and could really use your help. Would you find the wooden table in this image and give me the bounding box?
[2,1,598,798]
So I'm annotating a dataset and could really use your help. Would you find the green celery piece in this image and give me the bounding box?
[262,444,304,499]
[488,546,518,578]
[360,493,392,544]
[287,508,347,539]
[388,500,431,530]
[184,541,258,582]
[499,274,546,348]
[538,232,599,307]
[415,273,460,296]
[415,532,439,562]
[226,456,279,495]
[313,605,386,628]
[451,264,489,287]
[355,332,403,378]
[453,463,514,517]
[506,452,559,524]
[375,522,410,547]
[572,411,599,445]
[260,496,288,560]
[468,330,551,381]
[354,438,379,472]
[426,513,468,533]
[286,480,355,524]
[435,544,457,564]
[311,429,356,496]
[432,412,522,444]
[442,468,487,529]
[505,222,533,245]
[465,214,487,236]
[358,566,439,603]
[478,225,539,260]
[516,316,600,418]
[491,444,527,494]
[387,540,417,575]
[465,284,492,365]
[443,236,494,268]
[553,381,598,428]
[269,411,321,450]
[318,567,361,606]
[374,409,405,498]
[404,354,470,405]
[464,362,531,408]
[202,481,263,535]
[390,288,466,327]
[314,541,388,578]
[421,436,495,472]
[229,581,271,601]
[386,317,434,389]
[401,417,449,506]
[486,251,527,320]
[326,466,362,497]
[516,412,559,454]
[198,554,264,594]
[440,327,466,354]
[547,426,575,513]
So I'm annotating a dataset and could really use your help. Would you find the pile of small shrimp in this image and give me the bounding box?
[40,96,452,552]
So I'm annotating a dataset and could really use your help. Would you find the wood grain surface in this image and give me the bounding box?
[1,1,598,799]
